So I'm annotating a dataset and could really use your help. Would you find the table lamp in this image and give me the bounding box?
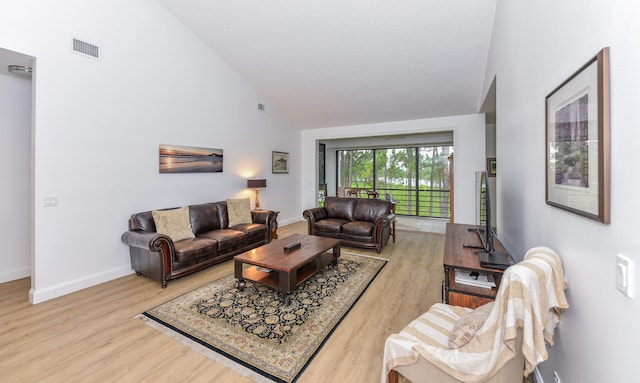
[247,178,267,209]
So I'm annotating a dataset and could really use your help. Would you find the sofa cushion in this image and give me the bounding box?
[152,206,195,242]
[324,197,356,221]
[353,198,390,222]
[199,229,248,254]
[189,203,221,234]
[173,237,218,263]
[341,221,374,237]
[227,198,252,227]
[315,218,350,235]
[232,222,268,244]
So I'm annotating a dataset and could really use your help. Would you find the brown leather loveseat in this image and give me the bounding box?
[121,201,276,287]
[303,197,394,253]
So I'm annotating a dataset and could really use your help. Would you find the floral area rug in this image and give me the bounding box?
[140,252,386,383]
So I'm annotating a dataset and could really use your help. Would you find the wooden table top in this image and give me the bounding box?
[444,223,513,272]
[234,233,341,272]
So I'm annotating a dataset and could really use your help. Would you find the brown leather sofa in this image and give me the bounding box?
[303,197,395,253]
[121,201,276,287]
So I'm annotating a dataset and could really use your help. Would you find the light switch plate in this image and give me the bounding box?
[616,254,634,298]
[43,196,58,207]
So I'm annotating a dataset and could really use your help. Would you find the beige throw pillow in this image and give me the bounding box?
[448,301,494,349]
[152,206,195,242]
[227,198,252,227]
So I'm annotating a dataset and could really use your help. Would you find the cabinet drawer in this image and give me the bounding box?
[447,291,493,309]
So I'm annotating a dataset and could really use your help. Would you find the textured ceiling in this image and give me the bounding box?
[159,0,497,129]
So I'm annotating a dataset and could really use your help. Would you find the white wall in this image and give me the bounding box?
[483,0,640,381]
[0,73,31,283]
[301,114,485,224]
[0,0,299,303]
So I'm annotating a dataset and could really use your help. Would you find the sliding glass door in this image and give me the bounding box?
[337,149,373,194]
[337,145,452,219]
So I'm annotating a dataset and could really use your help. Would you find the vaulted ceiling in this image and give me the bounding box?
[159,0,497,129]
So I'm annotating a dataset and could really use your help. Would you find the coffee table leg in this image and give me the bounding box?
[331,243,341,267]
[279,270,295,305]
[234,260,245,291]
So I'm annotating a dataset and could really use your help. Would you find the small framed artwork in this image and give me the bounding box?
[545,47,610,223]
[272,151,289,173]
[487,158,496,177]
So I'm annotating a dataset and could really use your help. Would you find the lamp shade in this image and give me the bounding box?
[247,178,267,188]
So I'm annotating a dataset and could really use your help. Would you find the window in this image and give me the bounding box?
[337,145,452,218]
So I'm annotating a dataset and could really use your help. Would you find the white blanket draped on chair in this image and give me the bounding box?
[382,246,569,383]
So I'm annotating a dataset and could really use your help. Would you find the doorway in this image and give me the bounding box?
[480,77,497,229]
[0,47,33,285]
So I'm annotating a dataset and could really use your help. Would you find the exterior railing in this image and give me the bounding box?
[334,187,451,219]
[381,187,451,219]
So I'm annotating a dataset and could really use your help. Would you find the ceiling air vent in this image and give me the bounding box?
[72,38,100,59]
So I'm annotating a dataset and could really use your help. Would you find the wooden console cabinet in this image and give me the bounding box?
[443,223,514,309]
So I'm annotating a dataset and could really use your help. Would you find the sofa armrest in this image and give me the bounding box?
[303,207,328,222]
[121,230,173,252]
[302,207,328,235]
[375,212,395,227]
[121,230,175,288]
[370,212,395,253]
[373,213,395,240]
[251,209,277,242]
[251,209,274,225]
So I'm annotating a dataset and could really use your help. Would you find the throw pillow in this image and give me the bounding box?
[227,198,252,227]
[152,206,195,242]
[448,301,494,349]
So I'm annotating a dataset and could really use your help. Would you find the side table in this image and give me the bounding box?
[388,197,397,242]
[270,211,280,239]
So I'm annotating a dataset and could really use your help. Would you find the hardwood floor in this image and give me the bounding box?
[0,222,444,382]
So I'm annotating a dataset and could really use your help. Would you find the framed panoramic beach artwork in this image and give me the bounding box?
[272,151,289,173]
[545,47,610,223]
[159,144,223,173]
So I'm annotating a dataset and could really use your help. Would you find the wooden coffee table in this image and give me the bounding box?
[234,233,341,305]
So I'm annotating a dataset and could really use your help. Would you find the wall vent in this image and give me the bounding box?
[72,38,100,59]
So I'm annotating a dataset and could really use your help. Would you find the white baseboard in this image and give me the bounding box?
[0,266,30,284]
[29,265,134,304]
[279,217,304,227]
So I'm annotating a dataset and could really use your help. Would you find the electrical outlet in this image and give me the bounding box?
[553,371,561,383]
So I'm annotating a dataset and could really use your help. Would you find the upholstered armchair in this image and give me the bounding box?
[382,247,569,383]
